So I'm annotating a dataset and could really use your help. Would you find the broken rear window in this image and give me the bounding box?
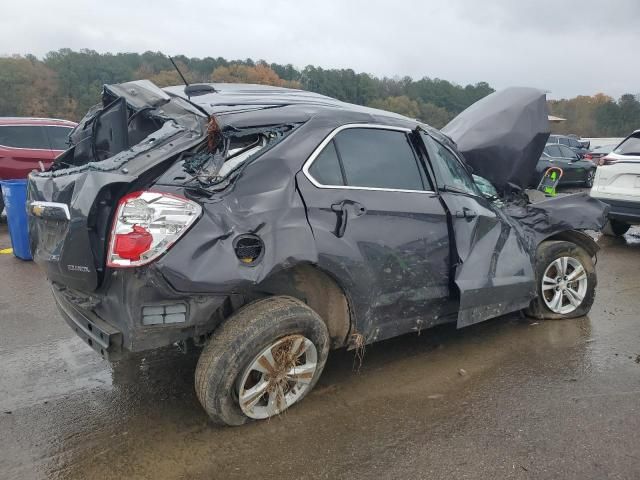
[182,123,296,186]
[51,97,165,171]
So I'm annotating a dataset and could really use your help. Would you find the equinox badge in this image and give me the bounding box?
[67,265,91,273]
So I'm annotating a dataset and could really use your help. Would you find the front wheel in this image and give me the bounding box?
[195,296,330,426]
[525,241,596,319]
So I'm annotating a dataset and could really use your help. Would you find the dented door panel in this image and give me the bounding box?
[440,192,536,327]
[296,172,454,343]
[417,130,536,328]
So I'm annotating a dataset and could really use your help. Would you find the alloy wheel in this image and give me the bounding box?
[541,256,588,314]
[237,334,318,419]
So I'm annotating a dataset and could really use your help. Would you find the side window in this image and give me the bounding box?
[308,141,344,186]
[547,145,562,157]
[421,133,479,196]
[44,126,73,151]
[334,128,424,190]
[309,128,426,191]
[0,125,50,149]
[559,137,570,146]
[560,146,576,158]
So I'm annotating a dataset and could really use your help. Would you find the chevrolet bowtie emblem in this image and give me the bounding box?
[32,205,45,217]
[29,202,71,221]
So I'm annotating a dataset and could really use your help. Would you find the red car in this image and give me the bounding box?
[0,117,77,211]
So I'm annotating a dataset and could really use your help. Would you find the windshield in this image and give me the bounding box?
[614,133,640,156]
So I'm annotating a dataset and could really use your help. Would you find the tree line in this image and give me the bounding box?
[548,93,640,138]
[0,48,638,135]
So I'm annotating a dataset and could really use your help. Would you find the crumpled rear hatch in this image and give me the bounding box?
[28,80,207,291]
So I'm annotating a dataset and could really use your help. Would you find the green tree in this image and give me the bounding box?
[418,102,454,129]
[619,94,640,134]
[369,96,421,118]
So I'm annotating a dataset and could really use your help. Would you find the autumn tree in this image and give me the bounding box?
[211,62,301,88]
[134,61,196,87]
[0,55,59,117]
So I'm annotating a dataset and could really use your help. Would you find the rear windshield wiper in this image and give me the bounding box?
[168,92,211,120]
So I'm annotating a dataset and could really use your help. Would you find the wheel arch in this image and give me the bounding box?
[251,263,352,349]
[538,229,599,258]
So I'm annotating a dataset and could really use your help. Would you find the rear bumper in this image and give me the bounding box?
[51,266,231,360]
[599,198,640,223]
[53,286,125,361]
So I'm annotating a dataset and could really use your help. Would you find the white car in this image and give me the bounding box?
[590,130,640,236]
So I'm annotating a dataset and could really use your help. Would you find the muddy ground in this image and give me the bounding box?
[1,219,639,479]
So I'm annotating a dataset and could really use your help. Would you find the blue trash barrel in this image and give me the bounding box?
[0,179,32,260]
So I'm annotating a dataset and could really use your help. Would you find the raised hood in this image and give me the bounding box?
[442,87,550,192]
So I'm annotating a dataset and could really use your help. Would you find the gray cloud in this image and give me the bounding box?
[0,0,638,99]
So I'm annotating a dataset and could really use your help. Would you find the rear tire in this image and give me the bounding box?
[525,241,596,320]
[195,296,330,426]
[601,219,630,237]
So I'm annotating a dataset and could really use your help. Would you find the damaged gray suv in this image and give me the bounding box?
[27,82,607,425]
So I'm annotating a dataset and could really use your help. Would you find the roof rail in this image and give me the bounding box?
[0,116,76,123]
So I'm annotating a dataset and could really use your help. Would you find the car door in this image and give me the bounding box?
[0,124,56,179]
[296,124,454,342]
[418,131,536,327]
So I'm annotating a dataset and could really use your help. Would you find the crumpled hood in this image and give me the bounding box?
[442,87,550,192]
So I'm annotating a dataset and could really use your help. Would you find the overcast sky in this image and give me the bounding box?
[1,0,637,99]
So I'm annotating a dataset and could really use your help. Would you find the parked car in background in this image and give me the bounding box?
[590,130,640,236]
[535,143,597,187]
[584,144,616,164]
[567,134,590,150]
[0,117,77,213]
[547,134,590,158]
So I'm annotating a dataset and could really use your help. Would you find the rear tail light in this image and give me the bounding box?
[107,191,202,267]
[599,155,618,166]
[584,153,592,160]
